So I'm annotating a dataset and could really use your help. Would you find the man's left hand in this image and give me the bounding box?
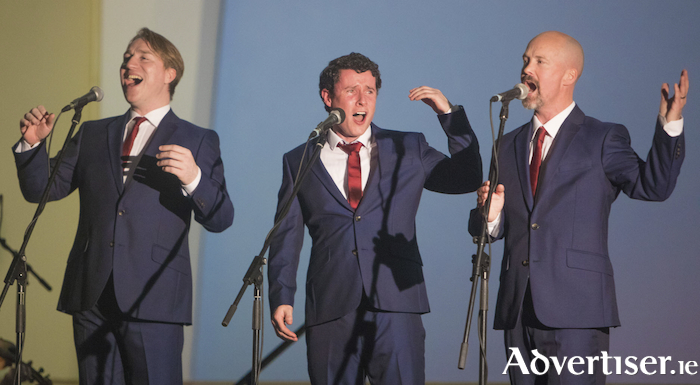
[660,69,689,122]
[409,86,453,115]
[157,144,199,185]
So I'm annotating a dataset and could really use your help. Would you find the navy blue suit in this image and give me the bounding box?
[269,107,482,384]
[469,106,684,383]
[13,110,233,384]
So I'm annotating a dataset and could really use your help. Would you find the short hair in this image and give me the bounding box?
[319,53,381,112]
[127,28,185,100]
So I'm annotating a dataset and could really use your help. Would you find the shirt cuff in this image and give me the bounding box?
[659,114,683,137]
[487,212,502,237]
[442,104,461,115]
[14,139,42,153]
[182,167,202,196]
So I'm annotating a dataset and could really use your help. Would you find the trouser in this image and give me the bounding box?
[72,276,184,385]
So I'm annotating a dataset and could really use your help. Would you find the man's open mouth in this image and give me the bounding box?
[353,111,366,122]
[125,75,143,86]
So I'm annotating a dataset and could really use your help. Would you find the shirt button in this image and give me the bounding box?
[522,260,529,266]
[531,223,540,230]
[352,250,358,256]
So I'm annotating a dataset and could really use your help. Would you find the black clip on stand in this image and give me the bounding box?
[0,106,84,385]
[222,128,330,385]
[458,99,512,385]
[0,238,52,293]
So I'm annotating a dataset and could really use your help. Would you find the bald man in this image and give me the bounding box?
[470,31,688,384]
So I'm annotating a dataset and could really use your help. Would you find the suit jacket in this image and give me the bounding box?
[469,106,684,330]
[268,107,482,327]
[13,110,234,324]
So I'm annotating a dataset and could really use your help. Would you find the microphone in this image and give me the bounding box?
[309,108,345,139]
[61,86,104,112]
[490,83,529,103]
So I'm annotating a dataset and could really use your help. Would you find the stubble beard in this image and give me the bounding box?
[522,95,543,111]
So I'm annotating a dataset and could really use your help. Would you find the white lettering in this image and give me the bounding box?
[503,348,529,375]
[640,356,657,375]
[568,356,585,375]
[531,349,550,376]
[601,351,613,375]
[658,356,671,375]
[686,361,697,375]
[550,355,568,375]
[587,355,600,375]
[625,356,639,375]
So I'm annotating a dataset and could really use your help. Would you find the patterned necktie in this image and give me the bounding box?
[122,116,147,171]
[530,126,547,196]
[338,142,363,210]
[123,117,147,157]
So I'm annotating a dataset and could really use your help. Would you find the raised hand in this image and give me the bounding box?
[408,86,454,115]
[20,105,55,146]
[660,69,689,122]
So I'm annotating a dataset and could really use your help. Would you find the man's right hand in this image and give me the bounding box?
[271,305,298,342]
[20,105,55,146]
[477,181,505,222]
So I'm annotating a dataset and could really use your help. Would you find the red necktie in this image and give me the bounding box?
[530,126,547,196]
[121,117,147,174]
[123,117,147,158]
[338,142,363,210]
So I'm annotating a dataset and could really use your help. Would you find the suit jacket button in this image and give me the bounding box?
[118,210,125,216]
[531,223,540,230]
[355,215,361,222]
[522,260,529,266]
[352,250,358,256]
[109,242,114,247]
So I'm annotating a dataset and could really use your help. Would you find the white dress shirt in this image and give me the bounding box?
[320,126,375,200]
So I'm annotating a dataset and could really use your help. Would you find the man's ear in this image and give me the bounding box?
[165,67,177,84]
[321,89,333,108]
[563,68,578,86]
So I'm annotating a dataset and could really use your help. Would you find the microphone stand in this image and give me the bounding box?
[0,106,84,385]
[234,323,307,385]
[0,237,52,292]
[222,129,329,385]
[458,99,512,385]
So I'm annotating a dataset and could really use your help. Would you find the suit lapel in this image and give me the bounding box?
[123,110,179,193]
[534,106,585,204]
[360,124,386,212]
[107,112,131,195]
[142,109,178,158]
[514,122,534,210]
[308,137,354,211]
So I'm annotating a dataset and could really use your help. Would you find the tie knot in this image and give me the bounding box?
[133,116,148,128]
[535,126,547,141]
[338,142,363,155]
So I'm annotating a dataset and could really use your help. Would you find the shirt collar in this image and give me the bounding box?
[327,125,373,150]
[128,104,171,128]
[531,101,576,139]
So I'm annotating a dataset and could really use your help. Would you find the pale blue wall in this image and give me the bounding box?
[193,1,700,383]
